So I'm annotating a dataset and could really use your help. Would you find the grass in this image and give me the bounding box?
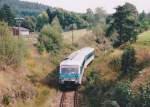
[62,29,90,44]
[13,31,78,107]
[130,30,150,91]
[136,30,150,46]
[14,85,57,107]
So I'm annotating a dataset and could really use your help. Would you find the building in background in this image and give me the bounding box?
[12,27,30,36]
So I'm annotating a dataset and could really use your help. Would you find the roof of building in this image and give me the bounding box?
[60,47,94,66]
[12,27,29,31]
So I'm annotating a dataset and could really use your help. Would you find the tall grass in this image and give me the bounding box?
[0,21,27,69]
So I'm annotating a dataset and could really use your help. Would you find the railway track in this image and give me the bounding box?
[74,90,79,107]
[59,90,79,107]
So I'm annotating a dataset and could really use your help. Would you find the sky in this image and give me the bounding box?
[22,0,150,13]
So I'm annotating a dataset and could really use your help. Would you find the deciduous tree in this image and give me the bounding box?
[106,3,139,47]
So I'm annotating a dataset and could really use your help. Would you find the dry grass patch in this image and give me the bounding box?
[92,49,122,82]
[136,48,150,64]
[63,29,90,44]
[132,67,150,92]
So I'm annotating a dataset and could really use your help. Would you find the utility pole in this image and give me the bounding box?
[72,23,74,45]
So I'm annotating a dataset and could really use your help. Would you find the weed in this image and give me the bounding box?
[2,95,11,105]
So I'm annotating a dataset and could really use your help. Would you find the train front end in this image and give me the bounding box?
[59,65,80,85]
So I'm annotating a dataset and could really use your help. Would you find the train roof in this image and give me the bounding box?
[60,47,94,66]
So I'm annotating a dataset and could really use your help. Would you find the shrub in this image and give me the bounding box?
[2,95,11,105]
[92,24,106,44]
[37,42,45,54]
[121,46,137,78]
[50,53,61,65]
[38,17,63,53]
[42,89,49,96]
[109,57,121,72]
[113,81,132,107]
[102,100,120,107]
[88,70,100,86]
[0,21,27,68]
[130,84,150,107]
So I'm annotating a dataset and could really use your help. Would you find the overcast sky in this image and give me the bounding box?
[22,0,150,13]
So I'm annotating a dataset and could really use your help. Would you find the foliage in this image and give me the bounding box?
[138,11,150,33]
[36,12,49,31]
[37,42,45,54]
[92,23,106,44]
[102,100,120,107]
[38,18,63,53]
[106,3,139,47]
[0,4,15,26]
[0,21,27,68]
[86,7,107,28]
[0,0,49,16]
[131,84,150,107]
[86,68,101,87]
[109,57,121,72]
[68,23,77,30]
[21,16,36,32]
[46,8,88,30]
[95,7,107,23]
[2,95,11,105]
[51,16,63,33]
[113,81,132,107]
[121,46,137,78]
[86,8,95,27]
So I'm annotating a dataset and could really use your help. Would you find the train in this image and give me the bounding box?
[59,47,95,85]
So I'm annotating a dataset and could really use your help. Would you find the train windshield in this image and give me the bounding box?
[61,66,78,74]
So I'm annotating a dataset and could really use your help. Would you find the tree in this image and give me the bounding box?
[0,4,15,26]
[46,8,57,24]
[121,46,136,77]
[92,23,106,44]
[21,16,36,32]
[138,11,150,32]
[46,8,88,30]
[106,3,139,47]
[36,12,49,31]
[51,16,62,33]
[95,7,107,24]
[86,8,95,27]
[38,17,63,53]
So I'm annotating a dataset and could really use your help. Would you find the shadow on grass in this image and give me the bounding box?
[40,67,59,90]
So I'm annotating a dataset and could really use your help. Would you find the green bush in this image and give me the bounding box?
[102,100,120,107]
[113,81,132,107]
[38,17,63,54]
[2,95,11,105]
[0,21,27,68]
[42,89,49,96]
[37,42,45,54]
[50,53,61,65]
[121,46,137,78]
[109,57,121,72]
[92,23,106,44]
[131,85,150,107]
